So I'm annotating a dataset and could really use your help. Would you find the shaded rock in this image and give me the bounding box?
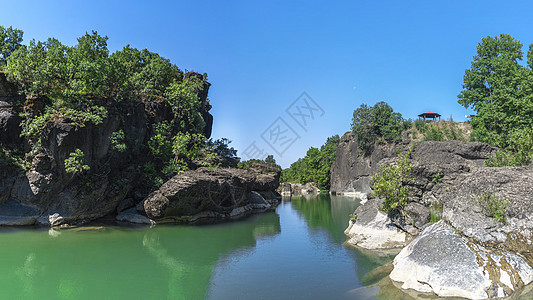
[390,202,430,235]
[345,198,408,249]
[0,100,22,146]
[0,160,18,206]
[143,165,280,222]
[116,197,137,213]
[330,132,398,195]
[390,221,533,299]
[116,207,155,225]
[0,199,40,225]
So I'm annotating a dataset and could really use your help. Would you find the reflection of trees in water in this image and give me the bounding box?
[15,253,36,298]
[290,194,398,287]
[290,194,359,242]
[141,212,281,299]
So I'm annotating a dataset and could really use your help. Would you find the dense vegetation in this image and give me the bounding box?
[238,155,281,170]
[350,102,404,152]
[0,26,237,191]
[459,34,533,166]
[281,135,339,189]
[372,151,413,214]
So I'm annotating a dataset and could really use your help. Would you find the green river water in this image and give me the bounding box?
[0,194,405,299]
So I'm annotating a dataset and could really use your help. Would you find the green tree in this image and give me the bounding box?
[0,26,23,66]
[458,34,532,148]
[281,135,339,189]
[351,101,403,152]
[372,151,414,214]
[458,34,533,166]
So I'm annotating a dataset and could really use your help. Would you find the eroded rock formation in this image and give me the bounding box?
[334,132,533,299]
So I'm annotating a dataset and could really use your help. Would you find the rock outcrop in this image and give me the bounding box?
[330,132,398,198]
[141,163,281,223]
[335,132,533,299]
[289,182,320,195]
[344,198,409,249]
[343,138,498,242]
[390,221,533,299]
[0,72,271,226]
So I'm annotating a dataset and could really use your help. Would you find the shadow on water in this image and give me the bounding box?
[4,195,530,299]
[0,212,281,300]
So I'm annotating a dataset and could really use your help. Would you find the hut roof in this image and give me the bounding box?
[418,112,441,118]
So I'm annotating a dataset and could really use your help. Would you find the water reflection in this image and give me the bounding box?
[290,194,398,289]
[140,212,281,299]
[7,194,528,299]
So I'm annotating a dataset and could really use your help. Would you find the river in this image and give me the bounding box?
[0,194,401,299]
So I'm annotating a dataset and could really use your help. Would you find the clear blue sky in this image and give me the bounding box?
[2,0,533,167]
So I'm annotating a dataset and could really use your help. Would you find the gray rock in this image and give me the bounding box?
[280,182,291,196]
[330,132,398,195]
[290,182,320,195]
[0,199,40,225]
[143,164,280,222]
[441,166,533,246]
[344,198,408,249]
[116,207,155,225]
[48,213,65,226]
[390,221,533,299]
[116,197,137,213]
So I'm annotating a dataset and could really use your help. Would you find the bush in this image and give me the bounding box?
[206,138,237,158]
[64,149,90,175]
[372,151,414,214]
[110,130,127,152]
[476,191,509,222]
[422,124,445,141]
[485,128,533,167]
[414,119,426,132]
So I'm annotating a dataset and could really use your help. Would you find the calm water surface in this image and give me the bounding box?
[0,194,399,299]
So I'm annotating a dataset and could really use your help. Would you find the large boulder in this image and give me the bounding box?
[344,198,409,249]
[390,221,533,299]
[143,164,281,223]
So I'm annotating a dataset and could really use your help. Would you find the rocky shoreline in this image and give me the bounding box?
[1,72,281,227]
[333,131,533,299]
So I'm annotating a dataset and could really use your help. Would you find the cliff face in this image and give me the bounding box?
[0,72,248,227]
[335,131,533,299]
[329,131,398,197]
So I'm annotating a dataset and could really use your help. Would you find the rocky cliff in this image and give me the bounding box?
[0,72,279,227]
[333,132,533,299]
[330,131,406,198]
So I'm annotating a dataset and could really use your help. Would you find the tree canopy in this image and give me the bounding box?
[281,135,340,189]
[0,25,23,66]
[351,101,403,152]
[458,34,533,165]
[458,34,533,148]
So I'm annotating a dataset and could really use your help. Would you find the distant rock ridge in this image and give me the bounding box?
[332,132,533,299]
